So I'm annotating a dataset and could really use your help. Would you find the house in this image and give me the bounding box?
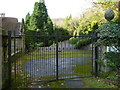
[0,16,23,57]
[0,17,22,35]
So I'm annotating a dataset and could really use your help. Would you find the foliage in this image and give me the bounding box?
[69,37,92,49]
[63,8,102,36]
[75,21,99,35]
[103,52,120,68]
[74,37,92,49]
[21,18,25,34]
[23,1,54,50]
[69,37,79,44]
[25,13,31,30]
[95,3,120,86]
[64,15,79,35]
[24,30,37,51]
[94,1,118,11]
[29,2,53,31]
[83,77,118,88]
[54,27,70,42]
[96,21,120,52]
[23,1,71,50]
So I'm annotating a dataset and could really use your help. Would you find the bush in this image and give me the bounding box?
[69,37,79,44]
[69,37,92,49]
[54,27,70,42]
[104,52,120,68]
[36,42,44,47]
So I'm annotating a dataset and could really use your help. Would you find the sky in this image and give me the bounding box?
[0,0,93,22]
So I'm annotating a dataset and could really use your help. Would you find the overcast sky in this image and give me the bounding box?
[0,0,93,22]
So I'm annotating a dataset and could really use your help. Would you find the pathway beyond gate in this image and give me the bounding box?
[23,40,92,86]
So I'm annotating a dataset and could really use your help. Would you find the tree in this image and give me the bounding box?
[21,18,25,34]
[25,13,31,30]
[23,1,54,48]
[29,1,53,32]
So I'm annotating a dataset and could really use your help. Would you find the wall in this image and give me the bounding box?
[0,17,23,88]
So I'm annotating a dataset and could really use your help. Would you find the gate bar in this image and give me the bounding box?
[8,31,12,88]
[14,31,16,81]
[95,32,98,77]
[56,32,58,80]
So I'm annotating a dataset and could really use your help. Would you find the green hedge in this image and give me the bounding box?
[69,37,92,49]
[69,37,79,44]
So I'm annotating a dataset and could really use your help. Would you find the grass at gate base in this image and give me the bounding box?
[73,60,119,88]
[83,77,118,88]
[43,80,70,88]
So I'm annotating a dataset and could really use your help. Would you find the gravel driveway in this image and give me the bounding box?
[24,57,92,78]
[24,40,92,78]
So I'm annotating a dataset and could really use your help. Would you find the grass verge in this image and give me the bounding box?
[83,77,118,88]
[43,80,70,88]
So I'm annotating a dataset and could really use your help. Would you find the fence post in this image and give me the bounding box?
[56,32,58,80]
[8,31,12,88]
[94,32,98,77]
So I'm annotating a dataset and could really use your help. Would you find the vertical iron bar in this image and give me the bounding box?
[91,35,94,76]
[56,32,58,80]
[94,32,98,77]
[13,31,16,81]
[8,31,12,88]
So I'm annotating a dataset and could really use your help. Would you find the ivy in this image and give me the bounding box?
[96,21,120,52]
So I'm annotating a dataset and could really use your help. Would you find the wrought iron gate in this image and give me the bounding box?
[2,31,97,88]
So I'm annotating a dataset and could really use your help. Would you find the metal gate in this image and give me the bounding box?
[2,31,97,88]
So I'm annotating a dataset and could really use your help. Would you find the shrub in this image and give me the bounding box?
[69,37,92,49]
[54,27,70,42]
[69,37,79,44]
[75,37,92,49]
[104,52,120,68]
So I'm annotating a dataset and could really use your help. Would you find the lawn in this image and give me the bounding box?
[19,48,92,60]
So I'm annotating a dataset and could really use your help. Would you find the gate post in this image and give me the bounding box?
[8,31,12,88]
[94,32,98,77]
[56,32,58,80]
